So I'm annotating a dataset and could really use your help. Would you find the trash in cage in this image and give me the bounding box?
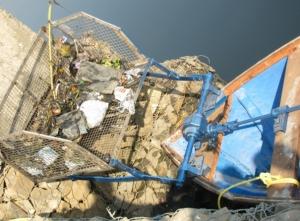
[50,110,88,140]
[120,67,143,85]
[0,12,146,179]
[80,100,109,129]
[63,145,86,170]
[76,61,121,94]
[22,165,44,176]
[114,86,135,114]
[35,146,59,166]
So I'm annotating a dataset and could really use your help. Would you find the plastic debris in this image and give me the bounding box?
[124,67,142,77]
[77,61,121,94]
[52,111,88,140]
[120,67,142,85]
[65,160,85,171]
[80,100,109,129]
[83,91,103,101]
[114,86,135,114]
[61,36,68,44]
[36,146,59,166]
[22,166,43,176]
[62,145,86,170]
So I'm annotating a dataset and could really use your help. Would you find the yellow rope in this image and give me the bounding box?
[217,172,299,209]
[217,176,260,209]
[48,0,56,99]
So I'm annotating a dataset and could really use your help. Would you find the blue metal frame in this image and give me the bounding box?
[70,58,300,188]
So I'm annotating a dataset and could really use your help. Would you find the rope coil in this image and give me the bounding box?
[218,172,299,209]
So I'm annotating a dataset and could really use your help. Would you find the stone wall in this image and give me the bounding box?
[0,167,108,219]
[0,8,36,103]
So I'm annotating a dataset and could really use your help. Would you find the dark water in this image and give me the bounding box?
[1,0,300,81]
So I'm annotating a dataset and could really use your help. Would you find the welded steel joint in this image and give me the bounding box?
[272,105,289,132]
[176,73,215,186]
[183,113,208,142]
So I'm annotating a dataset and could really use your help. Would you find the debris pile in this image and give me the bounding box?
[0,10,112,219]
[30,34,137,141]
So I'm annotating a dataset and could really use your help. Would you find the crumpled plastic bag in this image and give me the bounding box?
[80,100,109,128]
[36,146,59,166]
[114,86,135,114]
[77,61,121,94]
[124,67,142,81]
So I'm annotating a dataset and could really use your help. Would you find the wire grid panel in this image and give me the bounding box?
[79,101,128,160]
[0,131,111,182]
[0,36,50,137]
[53,12,145,64]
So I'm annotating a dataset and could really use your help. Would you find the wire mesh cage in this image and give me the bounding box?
[0,12,147,181]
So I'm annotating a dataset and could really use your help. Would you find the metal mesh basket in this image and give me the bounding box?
[0,12,146,181]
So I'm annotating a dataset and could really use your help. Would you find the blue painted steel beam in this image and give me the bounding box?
[208,105,300,135]
[71,159,177,184]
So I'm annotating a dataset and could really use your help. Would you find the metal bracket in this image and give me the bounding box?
[209,105,300,137]
[203,85,221,113]
[274,112,289,132]
[188,156,205,176]
[272,105,289,132]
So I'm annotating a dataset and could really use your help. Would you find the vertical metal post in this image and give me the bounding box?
[176,73,213,187]
[48,0,55,99]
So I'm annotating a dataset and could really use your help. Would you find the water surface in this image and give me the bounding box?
[1,0,300,81]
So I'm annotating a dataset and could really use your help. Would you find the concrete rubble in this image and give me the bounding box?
[0,167,108,219]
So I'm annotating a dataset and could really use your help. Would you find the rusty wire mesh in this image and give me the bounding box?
[0,12,146,181]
